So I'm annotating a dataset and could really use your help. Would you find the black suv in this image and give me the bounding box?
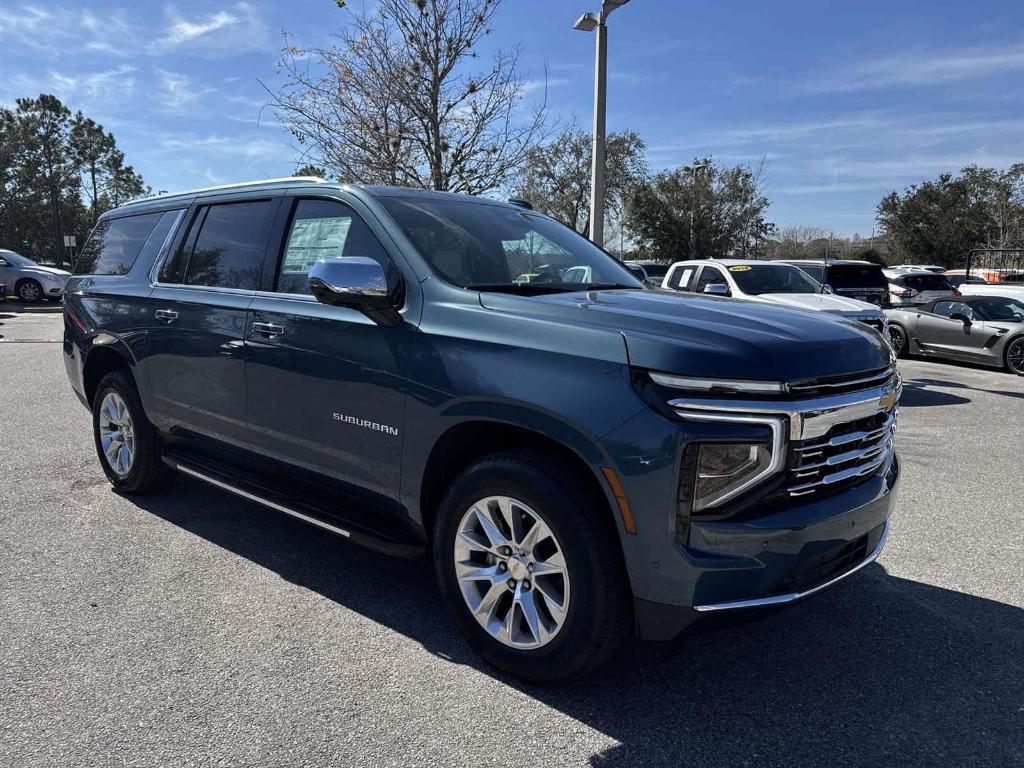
[64,178,900,681]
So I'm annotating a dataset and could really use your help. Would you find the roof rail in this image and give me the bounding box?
[123,176,328,207]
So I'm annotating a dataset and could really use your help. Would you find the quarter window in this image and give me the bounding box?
[276,199,389,295]
[671,267,695,290]
[74,211,165,275]
[182,201,274,290]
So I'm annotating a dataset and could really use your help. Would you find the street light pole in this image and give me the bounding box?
[590,21,608,247]
[686,161,710,259]
[574,0,631,247]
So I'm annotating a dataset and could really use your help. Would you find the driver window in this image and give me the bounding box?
[277,199,388,295]
[695,267,727,293]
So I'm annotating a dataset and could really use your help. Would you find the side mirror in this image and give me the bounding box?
[703,283,730,296]
[0,258,8,267]
[308,257,402,327]
[950,311,971,324]
[821,283,834,294]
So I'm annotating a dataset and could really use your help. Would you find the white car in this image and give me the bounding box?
[956,281,1024,301]
[661,259,888,335]
[882,268,958,306]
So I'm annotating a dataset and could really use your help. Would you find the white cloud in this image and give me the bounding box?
[802,44,1024,94]
[149,2,269,56]
[152,68,217,114]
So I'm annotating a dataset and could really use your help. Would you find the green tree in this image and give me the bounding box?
[294,164,327,178]
[513,126,648,234]
[624,158,773,261]
[877,164,1024,267]
[70,115,117,226]
[16,95,80,266]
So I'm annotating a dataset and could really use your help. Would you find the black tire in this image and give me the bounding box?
[16,278,43,303]
[92,370,174,493]
[432,450,631,682]
[888,323,909,359]
[1005,336,1024,376]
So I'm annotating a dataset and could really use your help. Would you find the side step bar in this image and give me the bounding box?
[162,455,425,559]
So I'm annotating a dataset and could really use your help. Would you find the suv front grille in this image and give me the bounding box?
[788,365,896,398]
[785,409,895,498]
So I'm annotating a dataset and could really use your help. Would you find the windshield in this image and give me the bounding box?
[727,263,822,295]
[826,264,888,290]
[640,263,670,279]
[379,197,643,292]
[0,250,35,267]
[972,298,1024,322]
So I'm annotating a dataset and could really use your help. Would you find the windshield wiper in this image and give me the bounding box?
[582,282,644,291]
[465,283,581,295]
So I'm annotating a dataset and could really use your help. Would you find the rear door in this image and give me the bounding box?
[243,194,414,499]
[143,196,281,445]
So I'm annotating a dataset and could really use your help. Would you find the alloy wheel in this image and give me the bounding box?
[98,392,136,477]
[888,325,906,356]
[1008,338,1024,375]
[453,496,570,649]
[18,281,41,302]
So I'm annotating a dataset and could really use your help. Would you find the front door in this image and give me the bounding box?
[143,197,280,446]
[914,301,988,359]
[244,196,411,499]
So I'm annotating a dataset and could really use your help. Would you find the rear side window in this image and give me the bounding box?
[276,199,389,295]
[75,211,163,275]
[670,266,695,290]
[826,265,888,289]
[902,274,953,292]
[182,201,274,290]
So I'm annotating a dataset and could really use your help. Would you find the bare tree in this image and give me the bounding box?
[769,225,832,259]
[273,0,546,194]
[513,125,648,234]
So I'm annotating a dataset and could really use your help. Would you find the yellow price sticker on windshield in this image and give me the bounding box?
[729,265,752,272]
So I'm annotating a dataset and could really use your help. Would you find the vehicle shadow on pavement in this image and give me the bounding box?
[128,478,1024,768]
[898,381,972,407]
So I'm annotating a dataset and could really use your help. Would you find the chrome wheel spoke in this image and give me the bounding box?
[516,589,548,645]
[473,504,510,551]
[533,578,567,618]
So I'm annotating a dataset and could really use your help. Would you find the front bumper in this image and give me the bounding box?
[602,367,902,641]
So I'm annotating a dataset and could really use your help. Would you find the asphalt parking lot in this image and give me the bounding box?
[1,310,1022,767]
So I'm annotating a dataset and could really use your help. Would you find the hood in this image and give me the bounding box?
[21,265,71,278]
[479,289,892,381]
[757,292,882,316]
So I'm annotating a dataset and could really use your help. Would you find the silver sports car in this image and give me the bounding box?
[885,296,1024,375]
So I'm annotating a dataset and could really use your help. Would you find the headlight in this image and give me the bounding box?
[674,409,787,514]
[693,443,775,512]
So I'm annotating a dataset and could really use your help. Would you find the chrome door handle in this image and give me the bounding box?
[252,322,285,338]
[154,309,178,323]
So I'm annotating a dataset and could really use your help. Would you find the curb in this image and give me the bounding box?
[1,302,64,314]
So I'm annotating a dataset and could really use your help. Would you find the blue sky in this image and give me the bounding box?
[2,0,1023,235]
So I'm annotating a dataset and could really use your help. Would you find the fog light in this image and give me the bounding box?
[693,443,773,512]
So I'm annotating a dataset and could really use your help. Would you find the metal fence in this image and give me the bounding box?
[963,249,1024,283]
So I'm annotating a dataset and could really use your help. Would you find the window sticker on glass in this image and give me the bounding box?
[729,265,752,272]
[283,216,352,274]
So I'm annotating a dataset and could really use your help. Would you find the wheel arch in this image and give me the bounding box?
[417,418,623,549]
[82,337,138,406]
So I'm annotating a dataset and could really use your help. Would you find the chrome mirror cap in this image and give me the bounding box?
[307,257,401,327]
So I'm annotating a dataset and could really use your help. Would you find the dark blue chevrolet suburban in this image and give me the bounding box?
[63,177,900,681]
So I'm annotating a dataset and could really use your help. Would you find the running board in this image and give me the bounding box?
[162,454,425,559]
